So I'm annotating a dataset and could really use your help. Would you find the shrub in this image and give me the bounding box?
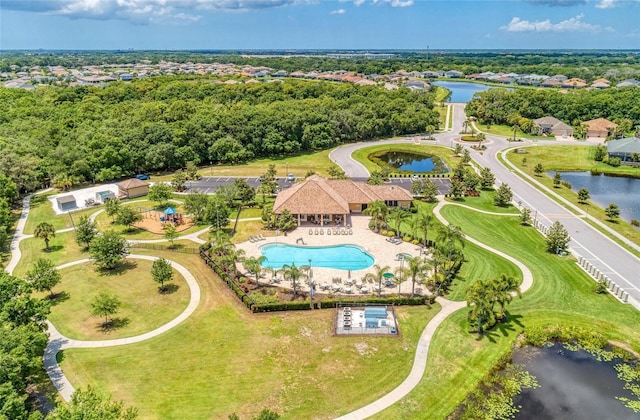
[631,219,639,227]
[380,229,388,236]
[387,231,395,237]
[561,180,572,189]
[411,239,420,245]
[403,236,412,242]
[608,157,621,167]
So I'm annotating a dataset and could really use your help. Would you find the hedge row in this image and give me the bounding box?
[200,244,433,313]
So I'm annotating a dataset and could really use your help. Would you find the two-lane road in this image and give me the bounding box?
[331,102,640,307]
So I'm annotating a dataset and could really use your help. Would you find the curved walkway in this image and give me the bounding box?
[337,201,533,419]
[43,254,201,401]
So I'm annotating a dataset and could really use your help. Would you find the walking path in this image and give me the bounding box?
[43,254,201,401]
[336,201,534,419]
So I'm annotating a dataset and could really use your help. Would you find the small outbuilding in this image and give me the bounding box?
[56,195,77,211]
[117,178,149,199]
[95,190,116,204]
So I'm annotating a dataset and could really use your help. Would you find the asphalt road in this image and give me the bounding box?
[330,102,640,307]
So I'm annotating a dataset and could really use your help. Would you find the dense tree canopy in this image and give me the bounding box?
[466,87,640,129]
[0,79,439,191]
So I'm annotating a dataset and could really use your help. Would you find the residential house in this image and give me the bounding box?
[562,78,588,88]
[607,136,640,162]
[591,78,610,89]
[533,117,574,137]
[422,71,440,79]
[583,118,617,141]
[540,79,563,88]
[272,70,288,77]
[272,175,412,226]
[616,79,640,88]
[444,70,463,78]
[405,79,429,90]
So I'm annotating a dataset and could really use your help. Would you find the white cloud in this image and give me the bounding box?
[500,13,612,33]
[330,8,346,14]
[339,0,365,5]
[0,0,309,22]
[528,0,586,6]
[372,0,414,7]
[595,0,616,8]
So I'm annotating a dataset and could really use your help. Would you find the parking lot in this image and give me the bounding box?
[184,176,451,195]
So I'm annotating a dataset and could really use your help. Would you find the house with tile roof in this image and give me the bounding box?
[117,178,149,199]
[272,175,412,226]
[583,118,617,141]
[533,117,574,137]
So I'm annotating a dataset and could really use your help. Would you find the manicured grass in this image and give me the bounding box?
[375,204,640,418]
[14,232,85,278]
[434,86,450,103]
[447,239,522,301]
[238,207,263,219]
[58,248,441,419]
[153,150,334,180]
[24,193,99,235]
[504,146,640,249]
[478,123,549,140]
[352,144,456,175]
[445,190,521,215]
[45,259,189,340]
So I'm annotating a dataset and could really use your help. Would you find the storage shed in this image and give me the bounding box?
[95,190,116,204]
[117,178,149,199]
[56,195,77,211]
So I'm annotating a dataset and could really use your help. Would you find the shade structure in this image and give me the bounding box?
[383,272,394,279]
[164,206,177,215]
[396,253,411,261]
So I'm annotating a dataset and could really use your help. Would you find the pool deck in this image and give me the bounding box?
[236,215,429,296]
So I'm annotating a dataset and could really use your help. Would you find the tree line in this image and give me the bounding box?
[2,50,639,82]
[465,87,640,130]
[0,78,439,192]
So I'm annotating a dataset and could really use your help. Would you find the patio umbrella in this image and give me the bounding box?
[164,206,176,215]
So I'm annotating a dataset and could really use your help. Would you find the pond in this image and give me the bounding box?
[377,151,448,173]
[555,171,640,222]
[512,343,637,420]
[432,81,506,103]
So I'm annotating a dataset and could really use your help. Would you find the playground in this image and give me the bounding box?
[133,206,194,235]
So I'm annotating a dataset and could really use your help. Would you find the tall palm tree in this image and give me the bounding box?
[243,256,266,287]
[466,279,496,334]
[364,264,391,297]
[405,256,431,297]
[416,212,434,247]
[282,262,309,296]
[428,251,448,294]
[363,200,388,232]
[492,274,521,320]
[34,222,56,251]
[394,265,409,296]
[222,247,245,280]
[388,207,410,238]
[436,224,465,259]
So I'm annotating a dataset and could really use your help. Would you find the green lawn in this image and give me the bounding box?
[504,146,640,250]
[445,190,521,215]
[375,204,640,418]
[152,149,334,180]
[45,259,189,340]
[24,193,100,235]
[14,232,85,278]
[447,239,522,301]
[352,144,457,175]
[478,124,549,141]
[58,248,441,419]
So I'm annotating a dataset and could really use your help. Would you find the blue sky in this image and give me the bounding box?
[1,0,639,50]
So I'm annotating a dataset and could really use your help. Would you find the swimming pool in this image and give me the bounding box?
[260,243,374,270]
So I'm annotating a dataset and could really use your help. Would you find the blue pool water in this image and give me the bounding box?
[260,244,374,270]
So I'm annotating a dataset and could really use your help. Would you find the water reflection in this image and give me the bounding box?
[513,343,637,420]
[378,151,448,173]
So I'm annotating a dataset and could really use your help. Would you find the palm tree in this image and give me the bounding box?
[364,264,391,297]
[428,251,448,294]
[462,119,471,134]
[394,265,409,295]
[405,256,431,297]
[243,256,266,287]
[363,200,388,232]
[492,274,521,320]
[34,222,56,251]
[512,124,519,142]
[436,224,465,259]
[388,208,410,238]
[416,212,434,247]
[282,263,309,296]
[466,279,496,334]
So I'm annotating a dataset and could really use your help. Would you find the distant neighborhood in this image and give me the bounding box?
[3,60,640,91]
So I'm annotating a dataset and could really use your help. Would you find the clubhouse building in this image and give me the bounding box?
[273,175,412,226]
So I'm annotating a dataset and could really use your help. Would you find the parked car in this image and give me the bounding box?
[286,173,295,182]
[135,174,151,180]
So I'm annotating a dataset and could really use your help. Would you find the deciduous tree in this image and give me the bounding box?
[90,231,130,270]
[75,215,98,249]
[26,258,61,298]
[91,293,121,325]
[151,258,174,292]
